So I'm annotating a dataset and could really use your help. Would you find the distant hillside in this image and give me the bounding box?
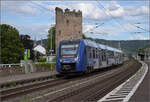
[37,38,150,55]
[90,38,150,55]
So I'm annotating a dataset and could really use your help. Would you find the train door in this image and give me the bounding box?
[95,48,99,69]
[98,49,102,67]
[83,46,87,69]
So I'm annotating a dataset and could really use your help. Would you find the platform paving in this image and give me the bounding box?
[0,71,58,85]
[129,61,150,102]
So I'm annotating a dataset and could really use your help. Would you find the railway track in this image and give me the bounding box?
[1,64,121,102]
[41,60,140,102]
[0,60,138,102]
[81,62,139,102]
[0,77,68,101]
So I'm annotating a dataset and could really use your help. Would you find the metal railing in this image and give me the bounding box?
[0,61,56,68]
[0,64,21,68]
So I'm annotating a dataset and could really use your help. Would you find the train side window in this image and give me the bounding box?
[93,48,95,59]
[90,47,92,58]
[90,47,91,58]
[96,48,97,58]
[99,50,101,59]
[102,50,106,61]
[88,47,91,58]
[99,50,102,60]
[98,50,100,58]
[88,47,89,58]
[84,47,87,56]
[102,51,104,61]
[95,48,96,58]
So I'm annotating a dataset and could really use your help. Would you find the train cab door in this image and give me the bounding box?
[83,46,87,69]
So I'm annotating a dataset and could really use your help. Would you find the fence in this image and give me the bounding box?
[0,64,21,68]
[0,61,56,76]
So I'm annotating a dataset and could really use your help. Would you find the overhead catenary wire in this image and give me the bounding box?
[31,1,56,54]
[84,23,104,33]
[84,24,110,36]
[96,0,149,43]
[133,25,150,32]
[96,0,131,33]
[31,1,50,11]
[84,19,114,36]
[96,0,149,34]
[97,0,150,32]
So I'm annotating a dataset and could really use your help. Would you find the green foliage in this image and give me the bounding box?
[47,26,56,54]
[82,34,87,39]
[34,62,56,71]
[1,24,25,63]
[21,96,32,102]
[88,37,150,55]
[11,82,17,87]
[52,75,57,79]
[52,57,56,62]
[38,57,46,62]
[137,47,150,54]
[137,48,145,54]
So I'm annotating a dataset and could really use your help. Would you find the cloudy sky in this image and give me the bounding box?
[1,1,149,40]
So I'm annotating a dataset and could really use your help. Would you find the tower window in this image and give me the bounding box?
[59,30,61,36]
[66,20,69,26]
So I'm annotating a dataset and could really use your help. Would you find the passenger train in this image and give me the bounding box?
[56,39,124,74]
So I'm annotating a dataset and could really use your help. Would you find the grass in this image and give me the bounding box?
[33,62,56,71]
[11,82,17,87]
[21,96,32,102]
[52,75,57,79]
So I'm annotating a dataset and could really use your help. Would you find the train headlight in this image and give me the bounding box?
[60,59,63,62]
[74,57,78,62]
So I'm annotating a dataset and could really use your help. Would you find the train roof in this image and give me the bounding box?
[83,40,123,53]
[59,39,123,53]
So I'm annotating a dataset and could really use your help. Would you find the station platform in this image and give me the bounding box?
[0,71,58,85]
[129,61,150,102]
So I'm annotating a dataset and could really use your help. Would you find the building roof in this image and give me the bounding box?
[33,45,46,55]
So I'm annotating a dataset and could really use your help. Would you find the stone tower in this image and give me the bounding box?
[55,7,82,52]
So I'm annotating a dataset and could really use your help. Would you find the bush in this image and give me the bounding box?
[33,62,56,71]
[38,57,46,62]
[52,57,56,62]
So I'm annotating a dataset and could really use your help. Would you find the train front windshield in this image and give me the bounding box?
[61,44,79,57]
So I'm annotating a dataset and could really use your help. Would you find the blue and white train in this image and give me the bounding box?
[56,39,124,74]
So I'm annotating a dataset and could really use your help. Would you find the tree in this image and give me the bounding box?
[1,24,24,63]
[46,26,56,54]
[82,34,87,39]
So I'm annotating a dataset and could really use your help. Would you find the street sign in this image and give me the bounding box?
[24,49,30,60]
[49,49,54,53]
[28,49,30,59]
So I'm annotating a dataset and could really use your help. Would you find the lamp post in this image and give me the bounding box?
[49,24,54,54]
[50,28,52,70]
[49,24,54,70]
